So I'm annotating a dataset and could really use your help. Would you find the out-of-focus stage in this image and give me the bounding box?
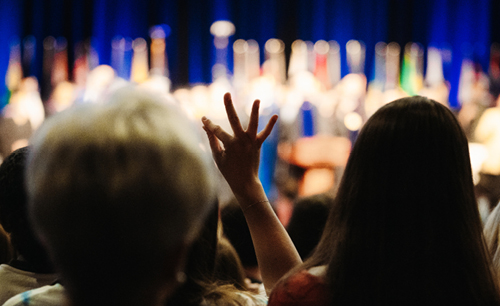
[1,1,500,223]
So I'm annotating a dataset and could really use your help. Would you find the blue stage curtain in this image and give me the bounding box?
[0,0,493,100]
[0,0,22,108]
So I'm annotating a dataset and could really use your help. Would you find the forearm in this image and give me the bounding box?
[232,181,302,294]
[201,94,300,292]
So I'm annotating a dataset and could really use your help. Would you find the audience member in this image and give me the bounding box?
[166,202,266,306]
[0,147,57,305]
[484,203,500,284]
[269,96,500,305]
[214,236,248,291]
[0,116,32,160]
[202,93,302,295]
[4,204,264,306]
[2,283,66,306]
[0,224,13,265]
[286,194,332,260]
[203,94,500,305]
[474,95,500,211]
[25,87,216,306]
[221,200,261,283]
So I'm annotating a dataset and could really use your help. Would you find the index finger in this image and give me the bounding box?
[224,93,245,136]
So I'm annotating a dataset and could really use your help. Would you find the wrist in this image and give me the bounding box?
[231,178,267,205]
[243,199,269,213]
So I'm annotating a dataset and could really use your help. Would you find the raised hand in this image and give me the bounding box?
[202,93,300,292]
[201,92,278,202]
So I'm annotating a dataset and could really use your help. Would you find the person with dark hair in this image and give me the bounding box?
[0,223,14,265]
[286,194,332,260]
[166,203,266,306]
[24,87,216,306]
[203,94,500,306]
[0,147,57,305]
[272,96,500,305]
[221,200,261,283]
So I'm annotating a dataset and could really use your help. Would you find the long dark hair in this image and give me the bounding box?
[302,96,499,305]
[166,201,219,306]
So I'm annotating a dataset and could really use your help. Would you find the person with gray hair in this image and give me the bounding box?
[24,87,216,306]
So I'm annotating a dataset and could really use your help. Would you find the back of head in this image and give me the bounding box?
[286,193,332,260]
[26,87,215,305]
[166,202,249,306]
[0,147,29,238]
[214,236,247,290]
[0,147,51,271]
[167,203,219,306]
[310,96,499,305]
[221,200,258,270]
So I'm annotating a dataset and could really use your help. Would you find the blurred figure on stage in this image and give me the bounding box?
[457,59,493,140]
[418,46,450,106]
[474,94,500,212]
[0,77,45,160]
[45,81,76,116]
[470,46,500,214]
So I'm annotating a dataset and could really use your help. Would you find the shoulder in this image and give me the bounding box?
[268,266,329,306]
[0,265,58,300]
[3,284,67,306]
[0,264,57,280]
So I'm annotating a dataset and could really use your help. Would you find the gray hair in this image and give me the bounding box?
[26,86,215,297]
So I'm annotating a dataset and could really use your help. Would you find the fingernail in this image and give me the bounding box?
[201,116,207,121]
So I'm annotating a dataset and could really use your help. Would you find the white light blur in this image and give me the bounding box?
[210,20,235,37]
[344,112,363,131]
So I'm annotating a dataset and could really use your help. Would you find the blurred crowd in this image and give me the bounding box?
[2,30,500,215]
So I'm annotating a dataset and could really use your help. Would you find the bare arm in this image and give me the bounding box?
[202,93,302,293]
